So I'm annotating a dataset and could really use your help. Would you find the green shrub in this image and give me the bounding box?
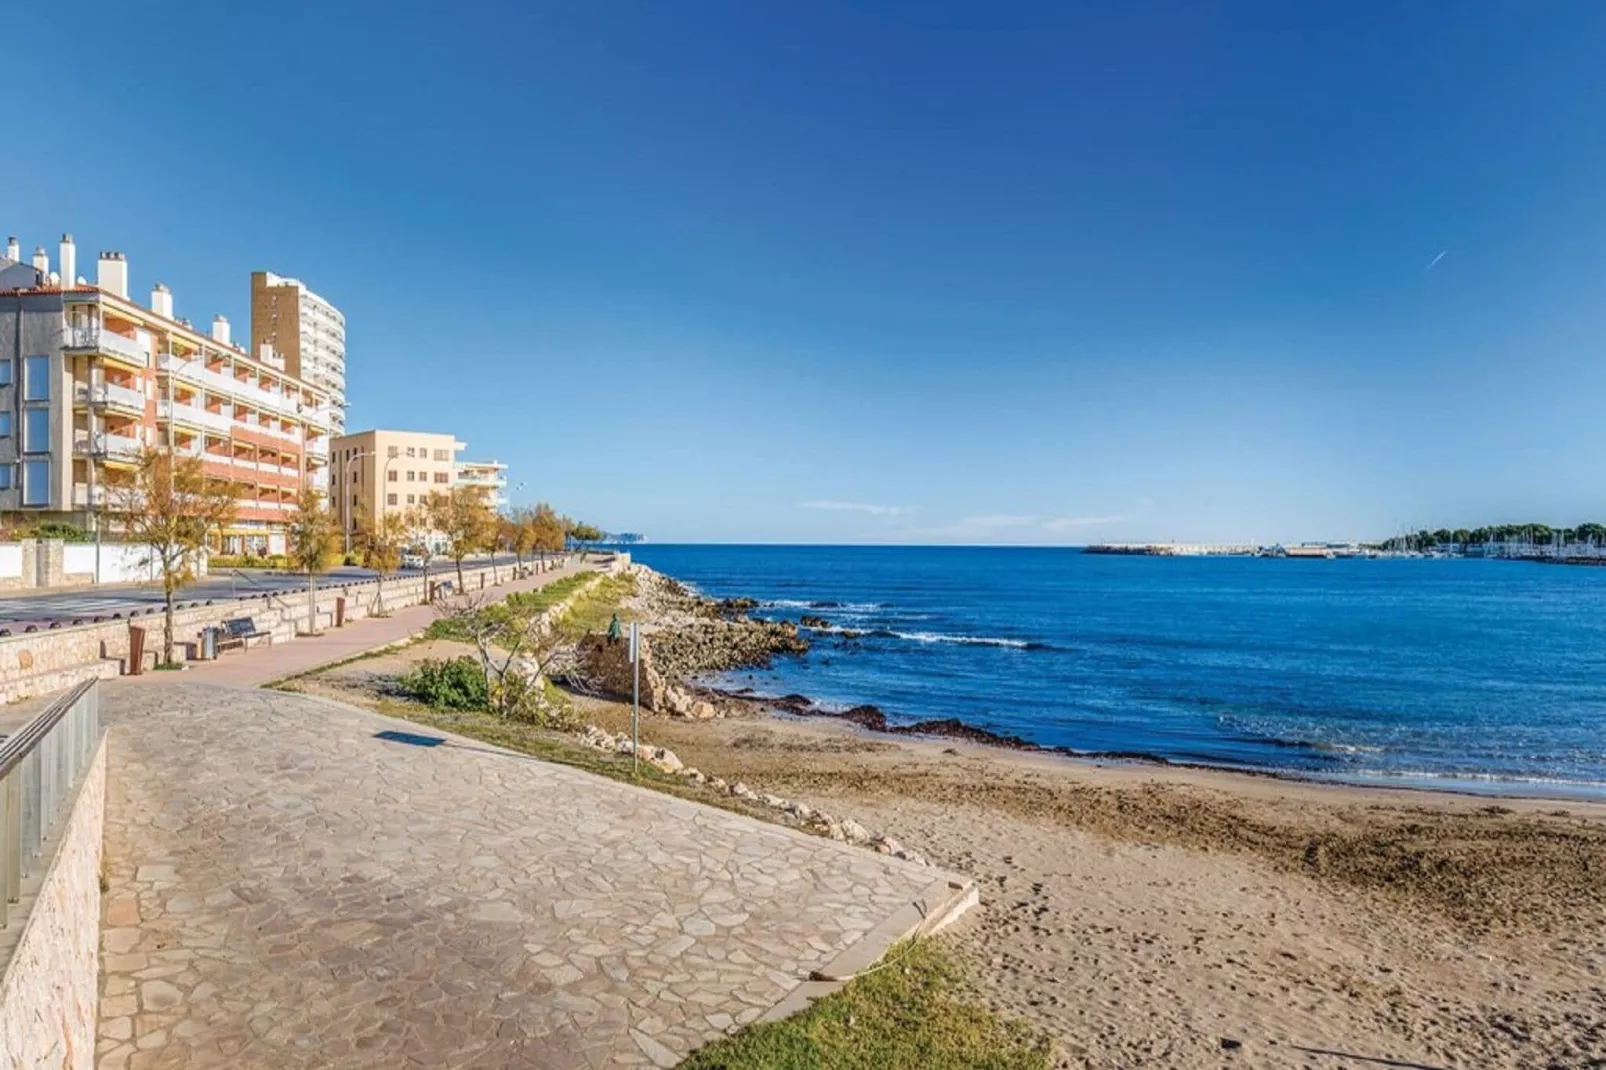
[398,657,488,711]
[26,522,91,543]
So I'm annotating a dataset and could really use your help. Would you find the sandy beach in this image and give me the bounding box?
[289,567,1606,1069]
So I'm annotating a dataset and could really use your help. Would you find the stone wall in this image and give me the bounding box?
[0,733,106,1070]
[0,559,564,703]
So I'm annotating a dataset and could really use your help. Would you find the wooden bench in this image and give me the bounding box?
[215,617,274,655]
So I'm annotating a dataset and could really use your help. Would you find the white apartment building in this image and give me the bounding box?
[251,271,347,433]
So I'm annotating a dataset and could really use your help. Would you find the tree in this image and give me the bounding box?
[528,502,567,565]
[354,507,410,615]
[116,448,238,666]
[422,487,497,591]
[284,486,342,636]
[432,588,591,724]
[566,519,604,551]
[508,508,539,571]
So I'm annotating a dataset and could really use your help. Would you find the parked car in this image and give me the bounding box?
[400,550,430,570]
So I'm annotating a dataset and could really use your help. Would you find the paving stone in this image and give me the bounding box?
[95,681,950,1068]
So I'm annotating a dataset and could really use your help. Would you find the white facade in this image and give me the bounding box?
[262,271,347,433]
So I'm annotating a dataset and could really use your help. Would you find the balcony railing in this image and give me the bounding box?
[156,353,322,423]
[70,484,109,508]
[0,681,101,929]
[72,432,143,460]
[306,439,329,460]
[73,381,146,411]
[64,326,149,366]
[157,400,233,434]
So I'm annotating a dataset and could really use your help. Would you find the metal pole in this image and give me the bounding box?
[630,622,640,776]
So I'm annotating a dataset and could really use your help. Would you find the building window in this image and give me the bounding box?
[23,356,49,401]
[22,408,49,453]
[387,445,399,459]
[387,470,397,482]
[434,472,448,484]
[386,493,398,506]
[406,447,416,458]
[22,460,48,506]
[0,466,11,489]
[406,470,416,481]
[433,449,449,461]
[351,492,358,508]
[0,413,11,437]
[0,358,11,385]
[406,494,415,505]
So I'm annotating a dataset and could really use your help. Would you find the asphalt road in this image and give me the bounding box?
[0,555,532,627]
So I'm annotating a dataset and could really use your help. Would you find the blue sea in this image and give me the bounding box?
[627,544,1606,797]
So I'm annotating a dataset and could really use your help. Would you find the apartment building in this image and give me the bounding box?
[330,428,465,541]
[0,234,335,553]
[455,459,508,509]
[250,271,347,433]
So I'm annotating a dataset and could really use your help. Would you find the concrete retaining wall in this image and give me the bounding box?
[0,734,106,1070]
[0,558,575,703]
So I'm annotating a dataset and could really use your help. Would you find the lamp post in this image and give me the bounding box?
[339,449,398,555]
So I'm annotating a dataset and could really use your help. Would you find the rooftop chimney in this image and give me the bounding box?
[151,283,173,319]
[4,237,18,263]
[58,234,76,291]
[31,247,48,276]
[97,251,128,298]
[211,315,230,345]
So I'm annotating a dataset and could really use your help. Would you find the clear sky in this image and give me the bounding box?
[9,2,1606,544]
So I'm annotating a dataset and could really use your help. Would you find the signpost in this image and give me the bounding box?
[629,622,640,776]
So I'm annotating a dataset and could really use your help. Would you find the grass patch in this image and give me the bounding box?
[424,571,601,642]
[558,572,639,639]
[680,939,1051,1070]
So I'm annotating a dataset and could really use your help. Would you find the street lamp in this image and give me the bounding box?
[338,448,400,555]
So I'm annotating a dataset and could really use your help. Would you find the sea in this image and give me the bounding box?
[626,544,1606,798]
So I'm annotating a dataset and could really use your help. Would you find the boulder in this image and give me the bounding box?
[839,819,871,845]
[690,700,717,720]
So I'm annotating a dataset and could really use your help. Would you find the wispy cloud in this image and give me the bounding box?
[1043,514,1132,531]
[1425,250,1447,272]
[801,500,916,517]
[960,514,1040,529]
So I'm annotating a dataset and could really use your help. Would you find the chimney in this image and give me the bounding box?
[4,237,18,263]
[97,251,128,298]
[31,247,48,276]
[58,234,76,290]
[211,315,230,345]
[151,283,173,319]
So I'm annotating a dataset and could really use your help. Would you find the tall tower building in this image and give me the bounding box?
[250,270,346,432]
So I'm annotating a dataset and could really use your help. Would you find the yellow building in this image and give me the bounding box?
[329,429,466,541]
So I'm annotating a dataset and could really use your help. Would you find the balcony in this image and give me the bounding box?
[73,380,147,412]
[156,353,318,422]
[70,484,110,508]
[73,432,143,461]
[157,399,234,434]
[306,439,329,460]
[456,472,507,488]
[64,326,150,367]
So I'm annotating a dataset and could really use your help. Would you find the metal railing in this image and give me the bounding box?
[0,680,100,929]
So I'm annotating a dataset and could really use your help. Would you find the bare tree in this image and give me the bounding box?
[432,588,593,724]
[284,486,342,635]
[116,448,238,666]
[354,506,409,615]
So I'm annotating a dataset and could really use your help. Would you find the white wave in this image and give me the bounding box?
[758,599,814,609]
[893,631,1032,649]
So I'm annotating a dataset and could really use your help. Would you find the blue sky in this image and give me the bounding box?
[9,2,1606,544]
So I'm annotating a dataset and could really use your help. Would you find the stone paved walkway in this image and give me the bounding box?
[96,682,964,1068]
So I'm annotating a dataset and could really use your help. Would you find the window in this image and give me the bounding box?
[434,472,448,484]
[386,493,398,506]
[433,449,449,461]
[23,356,49,401]
[351,493,358,508]
[0,358,11,385]
[22,408,49,453]
[406,494,416,505]
[0,413,11,437]
[406,447,416,458]
[0,467,11,489]
[387,470,397,482]
[387,445,399,459]
[22,460,48,506]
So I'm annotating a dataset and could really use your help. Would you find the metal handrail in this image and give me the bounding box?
[0,679,100,928]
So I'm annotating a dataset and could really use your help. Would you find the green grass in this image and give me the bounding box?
[423,571,600,641]
[680,940,1052,1070]
[558,572,639,638]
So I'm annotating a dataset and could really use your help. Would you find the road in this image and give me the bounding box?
[0,555,534,627]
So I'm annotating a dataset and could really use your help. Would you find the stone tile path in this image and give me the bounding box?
[96,682,965,1068]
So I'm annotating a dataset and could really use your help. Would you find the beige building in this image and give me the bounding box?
[330,429,466,542]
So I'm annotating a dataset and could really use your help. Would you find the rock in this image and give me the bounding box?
[839,819,871,845]
[798,614,832,630]
[650,748,684,774]
[731,782,756,800]
[872,836,904,856]
[615,739,636,755]
[759,793,786,809]
[824,821,846,841]
[690,700,717,720]
[786,801,816,822]
[1220,1038,1242,1051]
[710,777,728,791]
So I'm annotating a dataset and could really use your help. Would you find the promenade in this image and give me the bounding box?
[93,566,971,1068]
